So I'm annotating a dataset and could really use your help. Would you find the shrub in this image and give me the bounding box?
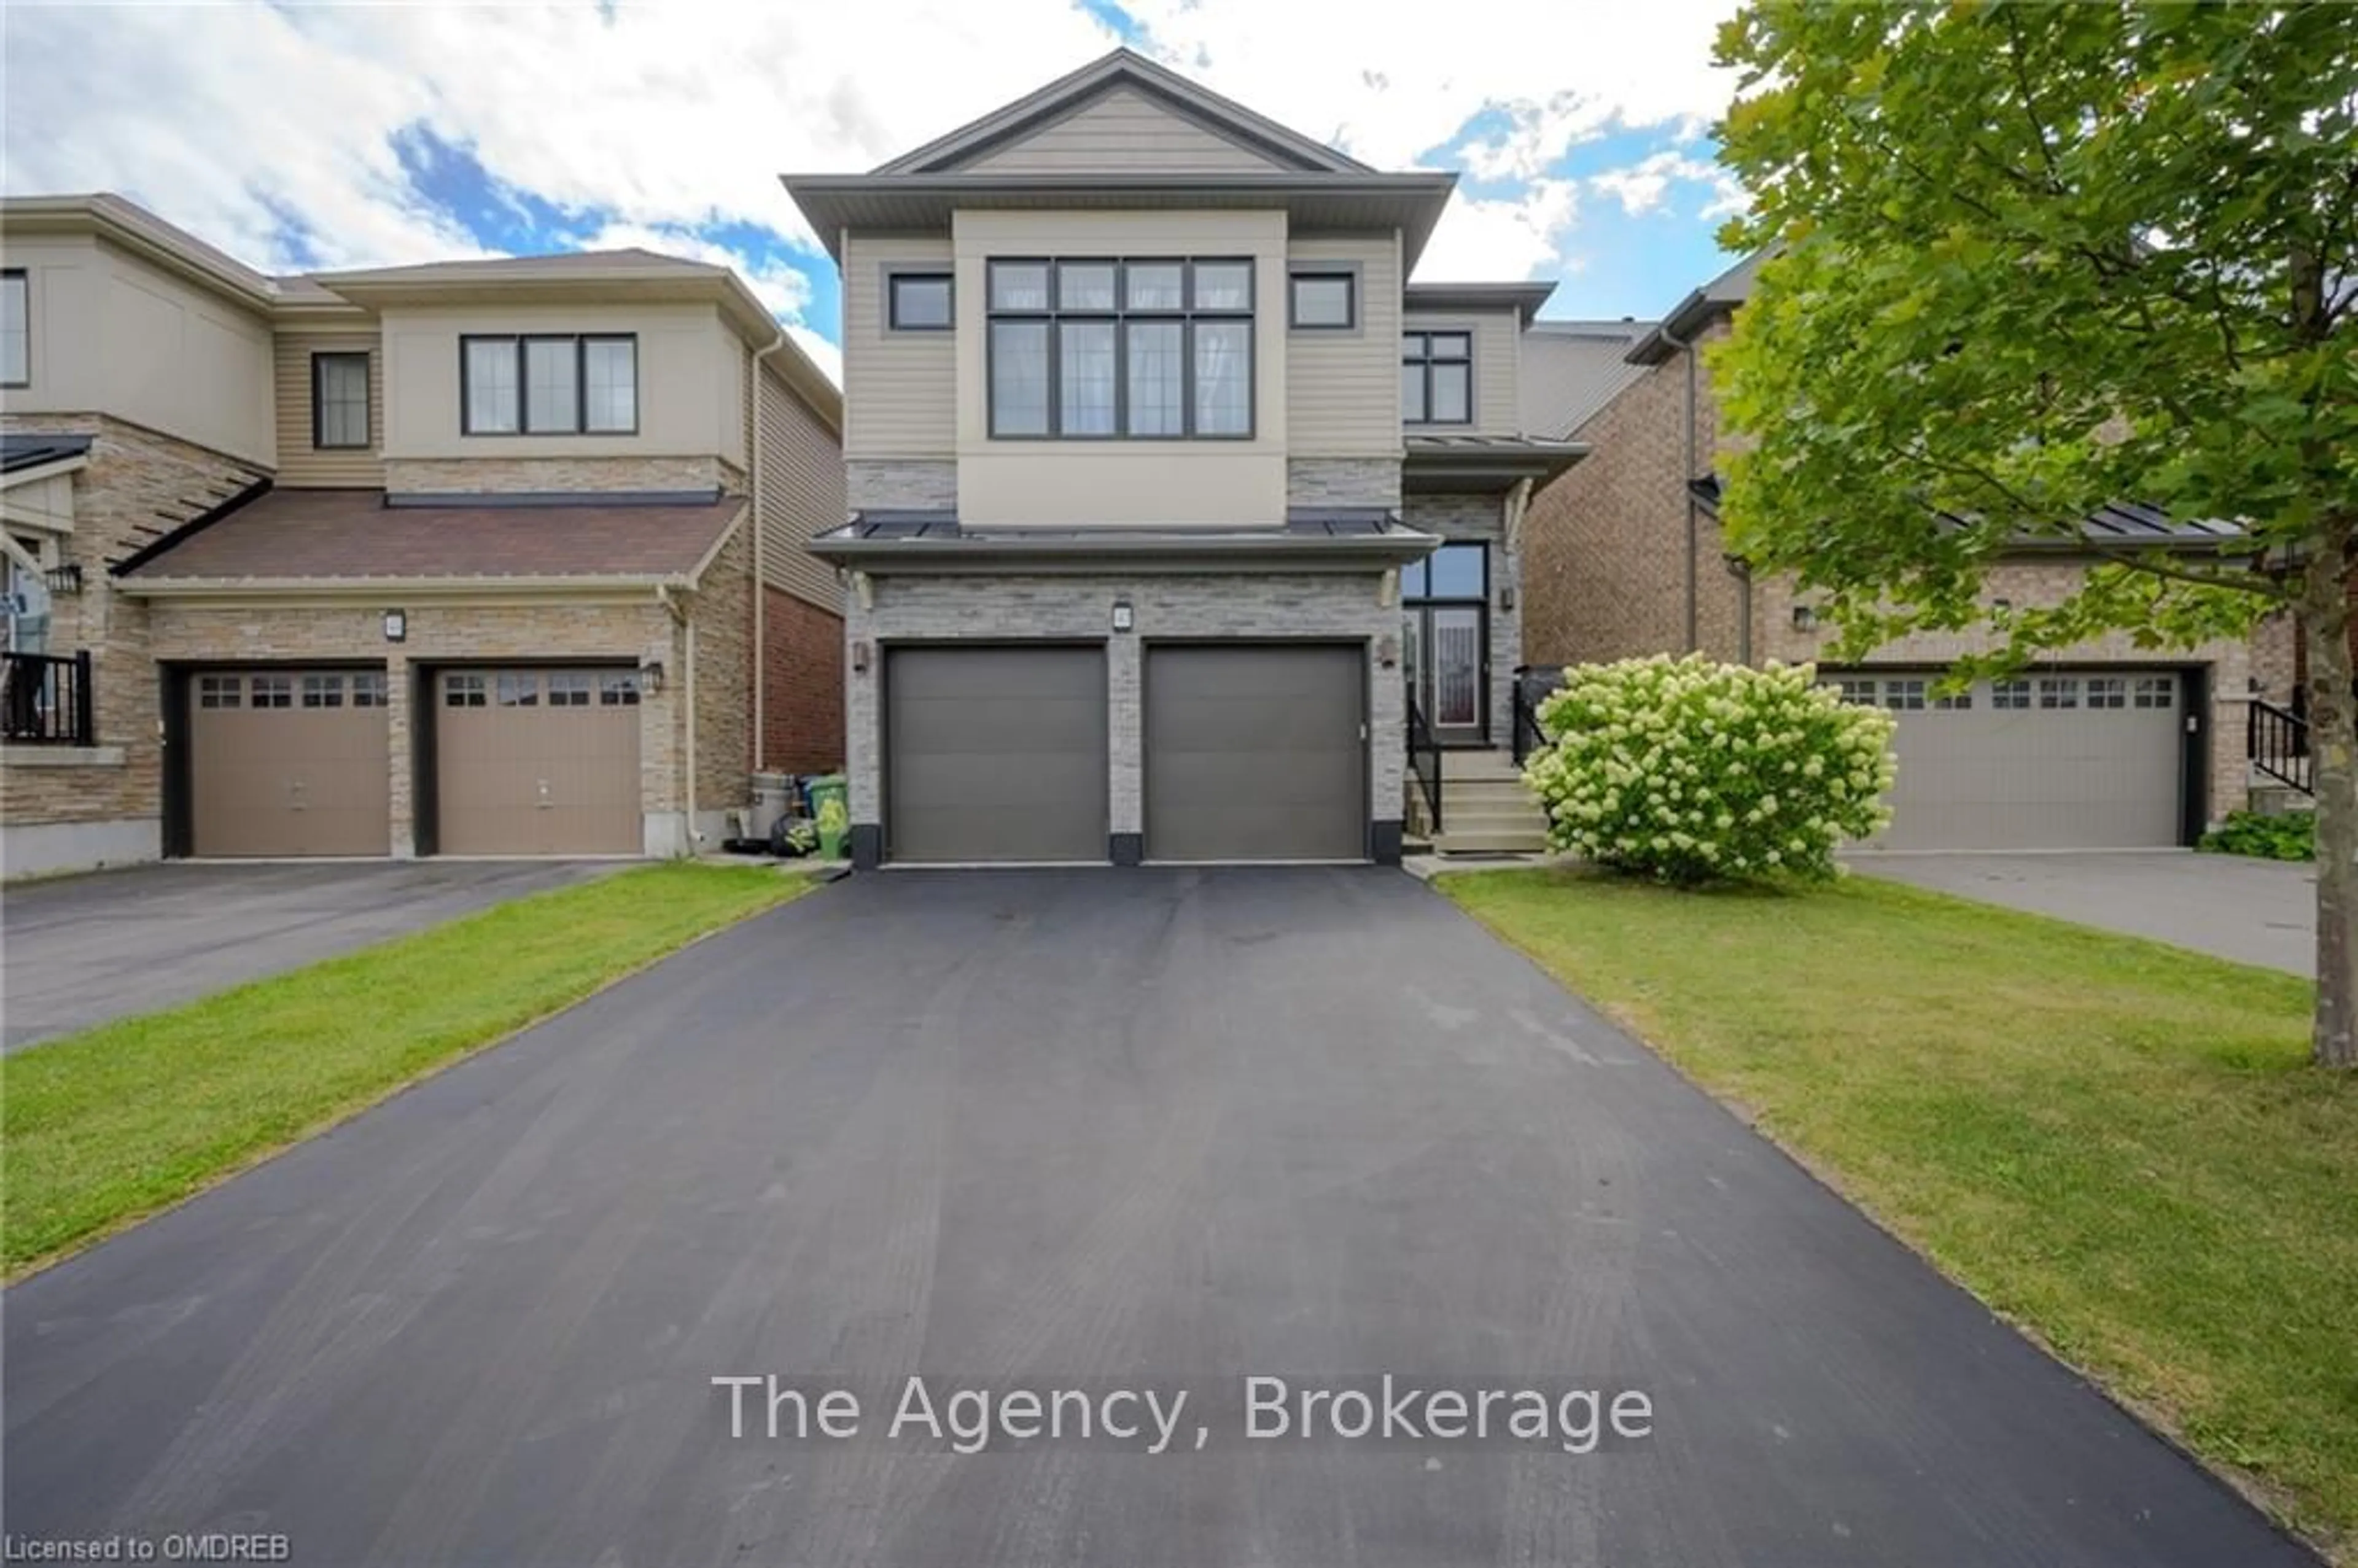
[1520,654,1897,886]
[2198,809,2315,861]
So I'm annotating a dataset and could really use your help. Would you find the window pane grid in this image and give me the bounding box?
[987,255,1253,438]
[1404,330,1474,425]
[463,335,635,435]
[314,353,370,449]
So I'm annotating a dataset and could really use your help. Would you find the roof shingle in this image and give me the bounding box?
[121,489,742,583]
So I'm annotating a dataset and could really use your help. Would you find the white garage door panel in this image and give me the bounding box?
[1842,671,2184,851]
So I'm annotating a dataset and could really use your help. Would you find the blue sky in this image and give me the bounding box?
[1,0,1749,381]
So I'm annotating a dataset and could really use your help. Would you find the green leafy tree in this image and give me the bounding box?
[1712,2,2358,1066]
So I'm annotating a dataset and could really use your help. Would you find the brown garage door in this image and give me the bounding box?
[885,646,1107,863]
[190,669,391,856]
[435,668,642,856]
[1831,669,2185,850]
[1145,645,1366,862]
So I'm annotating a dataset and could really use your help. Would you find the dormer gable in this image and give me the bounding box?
[874,48,1367,177]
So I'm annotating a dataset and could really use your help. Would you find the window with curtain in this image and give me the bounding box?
[461,335,637,435]
[986,257,1254,438]
[311,352,370,449]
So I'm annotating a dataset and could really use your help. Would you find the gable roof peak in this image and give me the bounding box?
[871,46,1371,177]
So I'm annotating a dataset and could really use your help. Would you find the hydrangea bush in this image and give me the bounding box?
[1521,655,1897,885]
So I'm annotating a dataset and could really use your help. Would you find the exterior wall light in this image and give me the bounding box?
[1111,599,1134,633]
[1377,633,1399,669]
[852,640,871,673]
[1791,604,1818,632]
[639,658,666,696]
[383,608,407,643]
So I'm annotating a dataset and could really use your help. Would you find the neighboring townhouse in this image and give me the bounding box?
[784,49,1579,867]
[1520,252,2298,851]
[0,195,844,879]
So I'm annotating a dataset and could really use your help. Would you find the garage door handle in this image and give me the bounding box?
[537,778,552,808]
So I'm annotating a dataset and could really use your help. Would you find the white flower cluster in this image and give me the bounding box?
[1519,654,1897,885]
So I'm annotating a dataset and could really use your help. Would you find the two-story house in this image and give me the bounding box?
[786,49,1580,868]
[1519,250,2298,850]
[0,195,844,878]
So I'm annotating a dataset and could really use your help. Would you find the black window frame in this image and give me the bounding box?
[1403,329,1474,427]
[1401,541,1489,604]
[985,255,1255,441]
[1,269,28,389]
[1288,269,1358,331]
[310,351,372,450]
[460,332,639,437]
[887,270,954,332]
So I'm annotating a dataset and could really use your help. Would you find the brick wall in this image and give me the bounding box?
[1520,344,1706,664]
[692,520,754,815]
[763,586,844,773]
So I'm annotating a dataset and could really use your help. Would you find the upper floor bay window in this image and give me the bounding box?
[462,334,638,435]
[1402,330,1471,425]
[987,258,1253,440]
[311,352,370,449]
[1,271,28,387]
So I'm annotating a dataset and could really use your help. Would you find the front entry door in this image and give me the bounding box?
[1403,542,1488,745]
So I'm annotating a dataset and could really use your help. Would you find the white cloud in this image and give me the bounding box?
[1415,180,1579,282]
[1,0,1743,325]
[1589,150,1716,215]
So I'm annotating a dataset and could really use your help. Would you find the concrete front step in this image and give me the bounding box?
[1438,748,1529,782]
[1432,827,1552,854]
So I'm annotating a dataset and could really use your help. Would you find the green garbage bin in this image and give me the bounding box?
[806,774,850,860]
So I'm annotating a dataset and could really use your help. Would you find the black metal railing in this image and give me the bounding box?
[1406,684,1444,833]
[2249,696,2311,795]
[2,650,96,747]
[1511,665,1547,764]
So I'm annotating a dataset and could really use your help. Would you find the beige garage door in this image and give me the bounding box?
[436,668,642,856]
[190,669,391,856]
[1832,669,2185,850]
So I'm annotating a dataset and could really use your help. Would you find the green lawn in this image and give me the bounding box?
[1441,867,2355,1562]
[4,863,810,1278]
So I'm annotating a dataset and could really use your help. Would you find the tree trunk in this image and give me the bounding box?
[2299,540,2357,1069]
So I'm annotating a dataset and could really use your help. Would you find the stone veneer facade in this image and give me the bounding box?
[382,455,745,496]
[1287,458,1402,510]
[845,459,959,513]
[1,413,267,876]
[844,570,1404,864]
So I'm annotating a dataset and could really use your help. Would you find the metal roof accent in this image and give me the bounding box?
[811,518,1438,572]
[1403,281,1559,324]
[1687,476,2245,547]
[0,434,95,475]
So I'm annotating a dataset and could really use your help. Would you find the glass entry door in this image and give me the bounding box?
[1403,543,1488,745]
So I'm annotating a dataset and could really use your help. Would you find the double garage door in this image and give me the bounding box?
[185,664,641,858]
[1835,668,2189,850]
[884,645,1365,864]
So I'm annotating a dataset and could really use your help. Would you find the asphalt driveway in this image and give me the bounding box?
[1858,850,2313,974]
[2,869,2314,1566]
[2,860,620,1049]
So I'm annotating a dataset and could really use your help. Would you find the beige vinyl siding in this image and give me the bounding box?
[960,87,1280,174]
[273,330,384,487]
[757,358,847,610]
[1286,233,1403,457]
[841,233,955,460]
[1404,307,1521,437]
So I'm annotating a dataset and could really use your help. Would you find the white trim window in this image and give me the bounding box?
[463,335,637,436]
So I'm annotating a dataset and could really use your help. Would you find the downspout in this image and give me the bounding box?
[1726,556,1753,664]
[658,583,695,855]
[1662,320,1700,652]
[747,327,791,773]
